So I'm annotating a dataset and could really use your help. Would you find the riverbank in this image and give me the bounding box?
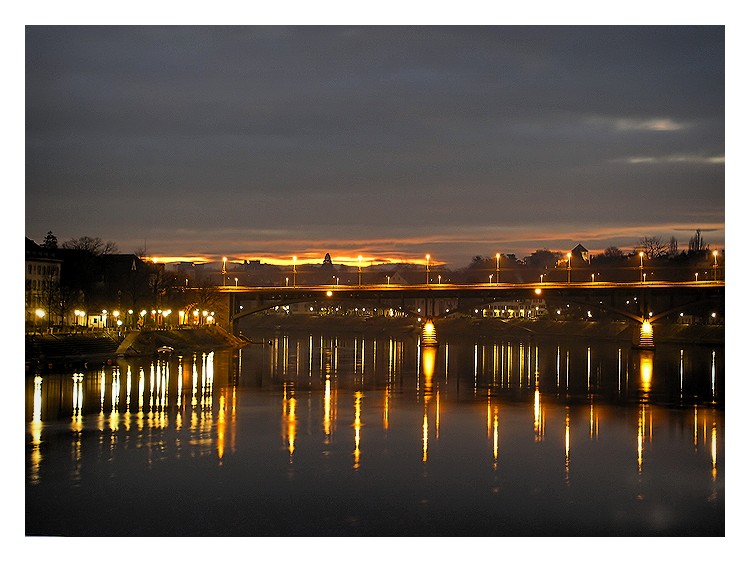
[25,317,724,372]
[25,326,246,372]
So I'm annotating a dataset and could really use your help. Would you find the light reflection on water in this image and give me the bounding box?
[26,333,723,536]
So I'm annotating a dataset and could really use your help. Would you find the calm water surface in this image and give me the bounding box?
[25,326,724,536]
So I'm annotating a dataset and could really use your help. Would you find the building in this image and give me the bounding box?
[570,244,590,264]
[25,237,62,326]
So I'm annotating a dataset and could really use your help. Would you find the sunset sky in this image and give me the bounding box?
[24,19,727,268]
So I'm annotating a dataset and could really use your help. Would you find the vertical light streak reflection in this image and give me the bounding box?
[383,382,390,431]
[556,346,560,388]
[640,351,653,397]
[486,390,492,439]
[492,343,499,386]
[435,389,440,440]
[711,419,718,481]
[309,335,314,378]
[296,341,300,380]
[618,348,622,394]
[679,349,684,400]
[422,407,429,463]
[324,376,333,442]
[587,347,591,391]
[711,350,716,400]
[231,387,237,455]
[217,393,226,462]
[126,366,132,410]
[282,335,288,378]
[637,404,645,473]
[71,373,83,484]
[177,360,183,409]
[100,370,106,412]
[334,337,339,373]
[492,407,499,470]
[473,344,478,392]
[564,407,571,484]
[319,336,325,375]
[589,400,599,440]
[282,383,297,461]
[111,367,121,411]
[361,338,366,380]
[694,405,699,449]
[110,367,121,431]
[444,343,449,384]
[30,376,43,484]
[533,384,543,442]
[353,391,363,470]
[72,373,84,421]
[138,368,145,430]
[388,338,394,382]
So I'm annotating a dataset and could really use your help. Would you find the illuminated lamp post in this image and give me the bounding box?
[222,257,227,286]
[639,251,644,283]
[496,253,500,285]
[34,308,45,332]
[358,255,363,286]
[567,253,572,283]
[425,254,430,285]
[292,256,297,287]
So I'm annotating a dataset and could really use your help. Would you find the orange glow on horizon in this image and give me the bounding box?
[147,254,447,267]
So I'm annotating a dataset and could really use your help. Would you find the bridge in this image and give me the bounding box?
[207,281,724,348]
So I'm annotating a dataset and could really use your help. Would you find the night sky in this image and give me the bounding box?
[25,24,725,267]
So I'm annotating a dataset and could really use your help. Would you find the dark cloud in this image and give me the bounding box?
[25,25,724,265]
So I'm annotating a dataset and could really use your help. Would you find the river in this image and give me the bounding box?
[25,323,724,536]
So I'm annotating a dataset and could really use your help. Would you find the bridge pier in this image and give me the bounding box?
[634,320,654,349]
[420,319,438,346]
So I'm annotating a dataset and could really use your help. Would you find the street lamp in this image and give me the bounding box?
[496,253,500,285]
[34,308,45,332]
[438,274,442,284]
[695,272,699,282]
[358,255,363,286]
[386,275,390,286]
[713,250,719,281]
[425,254,430,285]
[234,277,238,287]
[222,257,227,286]
[489,274,493,285]
[639,251,644,283]
[567,253,572,283]
[292,256,297,287]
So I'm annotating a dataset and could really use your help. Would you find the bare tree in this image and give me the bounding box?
[636,236,669,259]
[603,246,624,258]
[62,236,119,255]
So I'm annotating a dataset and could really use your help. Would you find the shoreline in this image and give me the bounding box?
[25,317,724,372]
